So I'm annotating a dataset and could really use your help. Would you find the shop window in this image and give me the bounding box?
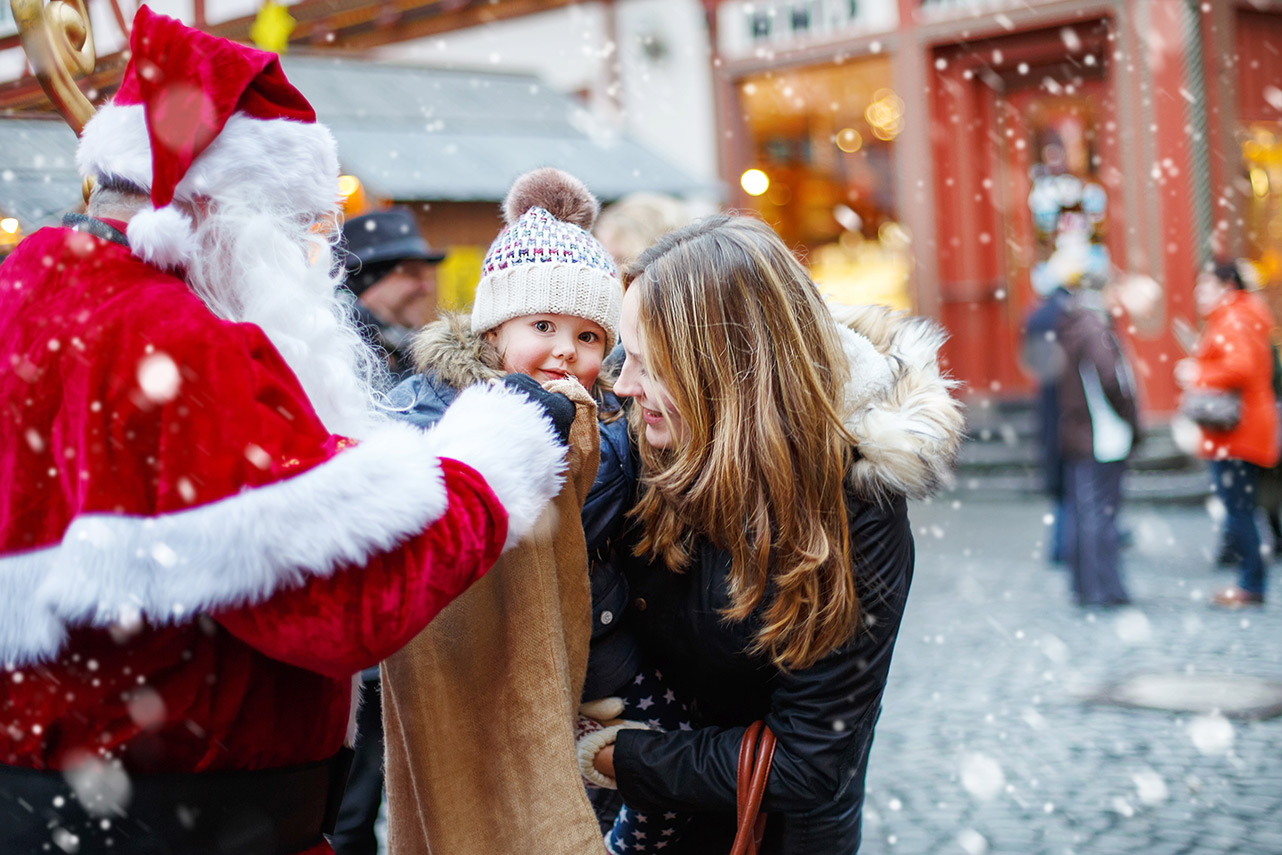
[1241,123,1282,291]
[1021,96,1111,283]
[737,56,909,309]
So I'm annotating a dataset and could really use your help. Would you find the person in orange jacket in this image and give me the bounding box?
[1177,260,1279,607]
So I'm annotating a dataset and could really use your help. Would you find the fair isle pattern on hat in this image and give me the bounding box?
[471,204,622,351]
[483,207,617,278]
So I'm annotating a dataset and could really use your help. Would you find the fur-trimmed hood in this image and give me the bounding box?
[411,312,506,389]
[829,302,965,500]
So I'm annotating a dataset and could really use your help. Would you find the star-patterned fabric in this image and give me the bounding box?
[605,667,693,854]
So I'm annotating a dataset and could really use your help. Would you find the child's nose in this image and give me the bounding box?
[552,336,576,359]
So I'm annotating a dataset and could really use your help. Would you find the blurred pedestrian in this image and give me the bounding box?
[1176,260,1278,607]
[1056,265,1140,607]
[330,207,447,854]
[594,191,692,271]
[1021,260,1074,564]
[341,207,446,382]
[0,10,571,854]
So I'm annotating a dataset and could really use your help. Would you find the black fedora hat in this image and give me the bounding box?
[342,207,446,273]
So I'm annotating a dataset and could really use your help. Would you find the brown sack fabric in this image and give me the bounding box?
[381,379,605,855]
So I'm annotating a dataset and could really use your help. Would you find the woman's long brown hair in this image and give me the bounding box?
[624,215,859,671]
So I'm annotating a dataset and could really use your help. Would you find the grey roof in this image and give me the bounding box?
[0,57,714,231]
[0,119,82,230]
[282,56,716,202]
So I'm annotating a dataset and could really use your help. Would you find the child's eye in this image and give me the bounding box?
[533,320,553,333]
[578,331,599,343]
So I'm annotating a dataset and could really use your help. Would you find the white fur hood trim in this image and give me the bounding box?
[829,302,966,500]
[0,384,565,667]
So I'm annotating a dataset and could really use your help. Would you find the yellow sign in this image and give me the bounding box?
[250,0,296,54]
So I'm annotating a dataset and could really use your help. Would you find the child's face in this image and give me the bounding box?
[489,314,607,389]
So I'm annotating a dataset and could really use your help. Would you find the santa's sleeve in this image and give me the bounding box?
[16,312,565,675]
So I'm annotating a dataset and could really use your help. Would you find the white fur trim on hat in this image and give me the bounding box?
[126,205,199,271]
[77,102,340,218]
[471,264,622,352]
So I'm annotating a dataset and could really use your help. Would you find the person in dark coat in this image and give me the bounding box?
[1022,261,1075,563]
[583,216,965,855]
[340,207,446,383]
[1056,271,1141,607]
[329,216,445,854]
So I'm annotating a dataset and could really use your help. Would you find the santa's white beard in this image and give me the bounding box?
[185,203,388,439]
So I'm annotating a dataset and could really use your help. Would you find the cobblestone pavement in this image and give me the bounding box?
[861,495,1282,855]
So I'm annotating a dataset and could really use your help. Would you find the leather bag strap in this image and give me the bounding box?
[731,721,777,855]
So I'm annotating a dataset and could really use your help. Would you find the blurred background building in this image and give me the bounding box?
[2,0,1281,416]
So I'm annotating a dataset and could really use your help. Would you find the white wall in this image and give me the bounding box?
[375,0,719,187]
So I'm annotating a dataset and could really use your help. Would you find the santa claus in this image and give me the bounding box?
[0,7,571,853]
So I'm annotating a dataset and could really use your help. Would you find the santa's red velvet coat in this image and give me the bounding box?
[0,224,563,853]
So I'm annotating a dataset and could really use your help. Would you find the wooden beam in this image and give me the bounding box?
[326,0,580,51]
[0,51,127,113]
[204,0,585,52]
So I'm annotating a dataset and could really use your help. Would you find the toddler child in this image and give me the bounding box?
[387,168,690,855]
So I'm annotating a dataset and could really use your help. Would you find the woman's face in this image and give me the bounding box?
[615,286,687,449]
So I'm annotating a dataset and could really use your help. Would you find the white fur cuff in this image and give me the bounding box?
[576,721,649,790]
[426,382,568,551]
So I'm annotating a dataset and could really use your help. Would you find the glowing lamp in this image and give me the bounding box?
[740,169,770,197]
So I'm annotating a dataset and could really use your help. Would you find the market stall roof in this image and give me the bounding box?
[0,119,83,231]
[283,56,713,201]
[0,55,715,232]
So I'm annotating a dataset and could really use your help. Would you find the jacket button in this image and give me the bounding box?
[634,598,647,612]
[600,610,614,625]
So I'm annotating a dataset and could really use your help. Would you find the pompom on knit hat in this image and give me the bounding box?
[471,168,622,352]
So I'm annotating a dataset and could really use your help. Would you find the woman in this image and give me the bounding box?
[1177,260,1278,607]
[585,216,964,853]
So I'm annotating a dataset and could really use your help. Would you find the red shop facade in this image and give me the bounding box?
[710,0,1282,417]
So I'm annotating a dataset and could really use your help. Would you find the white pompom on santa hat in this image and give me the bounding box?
[75,5,340,270]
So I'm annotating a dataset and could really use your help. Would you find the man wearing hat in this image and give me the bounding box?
[342,207,446,382]
[0,8,573,854]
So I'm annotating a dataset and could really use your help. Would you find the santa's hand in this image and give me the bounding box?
[502,373,575,446]
[428,381,569,550]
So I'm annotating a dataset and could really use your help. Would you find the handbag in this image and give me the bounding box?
[1179,389,1242,431]
[731,721,777,855]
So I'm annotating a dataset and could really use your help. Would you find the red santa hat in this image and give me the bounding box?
[76,5,339,270]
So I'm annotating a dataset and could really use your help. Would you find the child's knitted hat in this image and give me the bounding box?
[471,168,622,351]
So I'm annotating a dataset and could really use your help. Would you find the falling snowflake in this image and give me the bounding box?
[63,752,132,818]
[137,353,181,403]
[959,753,1005,801]
[1133,768,1169,805]
[1187,712,1234,755]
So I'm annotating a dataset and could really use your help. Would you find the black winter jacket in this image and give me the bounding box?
[613,486,913,854]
